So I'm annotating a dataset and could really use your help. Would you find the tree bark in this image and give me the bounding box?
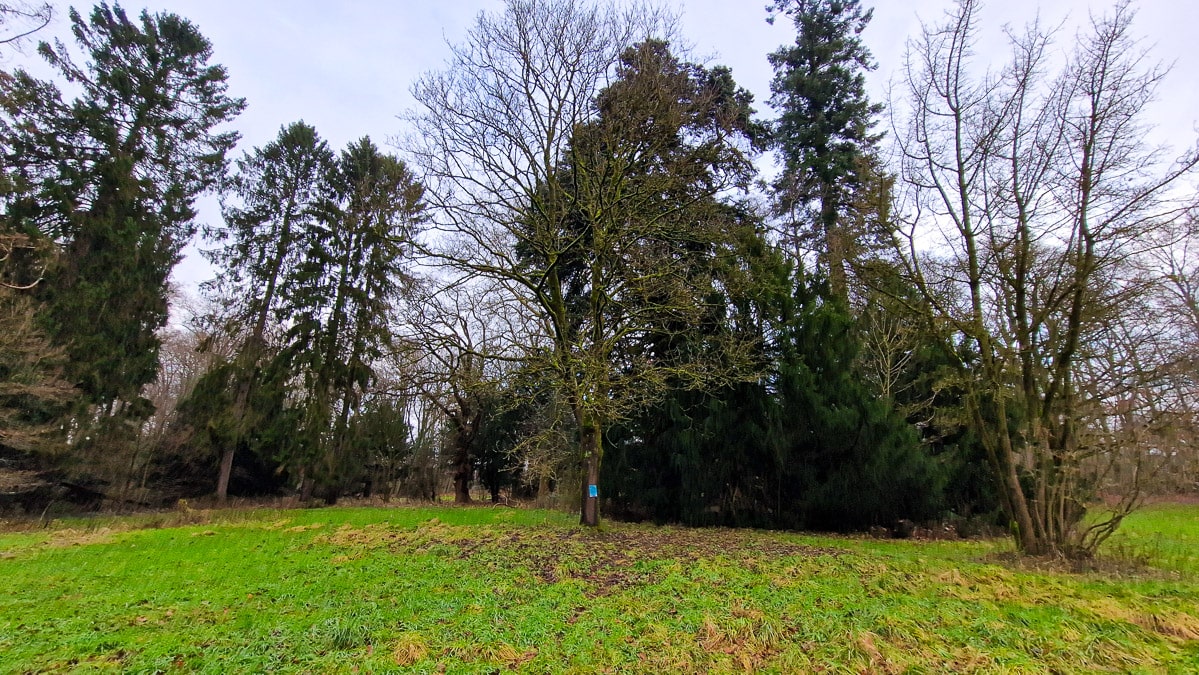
[997,427,1041,554]
[299,473,314,503]
[453,445,473,504]
[216,447,235,503]
[580,422,601,527]
[822,183,847,301]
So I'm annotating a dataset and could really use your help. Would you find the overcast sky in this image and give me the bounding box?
[11,0,1199,292]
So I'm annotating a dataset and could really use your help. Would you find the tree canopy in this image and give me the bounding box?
[1,0,1195,560]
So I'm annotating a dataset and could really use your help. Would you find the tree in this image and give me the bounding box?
[409,1,759,525]
[767,0,884,298]
[203,121,334,500]
[0,289,74,455]
[543,39,762,526]
[346,392,412,501]
[892,0,1198,556]
[853,267,1001,522]
[0,3,244,427]
[604,242,944,531]
[397,278,519,503]
[0,221,75,458]
[122,295,255,504]
[1120,224,1199,495]
[0,2,51,48]
[283,137,424,502]
[0,2,64,458]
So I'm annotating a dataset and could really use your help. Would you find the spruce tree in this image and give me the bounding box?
[202,121,333,500]
[767,0,883,298]
[284,137,424,501]
[0,3,244,425]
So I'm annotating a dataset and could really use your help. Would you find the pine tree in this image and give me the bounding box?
[0,3,244,426]
[203,121,333,500]
[767,0,883,298]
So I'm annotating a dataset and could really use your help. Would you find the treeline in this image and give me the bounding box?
[2,0,1197,558]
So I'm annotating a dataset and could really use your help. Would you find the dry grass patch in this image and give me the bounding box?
[1087,598,1199,641]
[390,632,429,666]
[45,527,116,548]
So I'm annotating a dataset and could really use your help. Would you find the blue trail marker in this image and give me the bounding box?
[588,484,598,498]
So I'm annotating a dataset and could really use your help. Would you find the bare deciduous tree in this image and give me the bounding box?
[394,277,524,503]
[407,1,758,526]
[892,0,1198,556]
[0,2,51,49]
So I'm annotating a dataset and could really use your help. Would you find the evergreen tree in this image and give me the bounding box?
[347,394,412,500]
[767,0,883,298]
[0,3,243,425]
[603,217,790,526]
[284,137,424,501]
[771,276,943,530]
[202,121,334,500]
[854,266,1001,522]
[0,211,75,456]
[605,245,947,531]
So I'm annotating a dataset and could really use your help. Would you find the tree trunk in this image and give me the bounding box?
[216,362,253,503]
[216,447,235,503]
[448,408,473,503]
[322,484,340,505]
[453,446,472,504]
[982,393,1043,555]
[821,184,847,301]
[999,442,1042,554]
[217,186,293,503]
[580,422,601,527]
[299,473,314,503]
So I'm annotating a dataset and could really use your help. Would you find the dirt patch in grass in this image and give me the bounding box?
[319,519,842,596]
[497,526,841,593]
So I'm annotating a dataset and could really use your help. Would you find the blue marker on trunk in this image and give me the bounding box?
[588,484,598,498]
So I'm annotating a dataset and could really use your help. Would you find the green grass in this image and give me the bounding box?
[1,504,1197,673]
[1103,502,1199,576]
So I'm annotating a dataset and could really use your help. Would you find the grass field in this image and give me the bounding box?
[1,503,1197,673]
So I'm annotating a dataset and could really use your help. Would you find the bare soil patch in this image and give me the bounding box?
[320,519,842,597]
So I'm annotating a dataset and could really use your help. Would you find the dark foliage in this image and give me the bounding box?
[606,258,948,532]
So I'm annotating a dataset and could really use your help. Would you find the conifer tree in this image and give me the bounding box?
[285,137,424,501]
[0,3,243,428]
[202,121,333,500]
[768,0,883,298]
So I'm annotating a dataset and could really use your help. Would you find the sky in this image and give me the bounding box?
[8,0,1199,293]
